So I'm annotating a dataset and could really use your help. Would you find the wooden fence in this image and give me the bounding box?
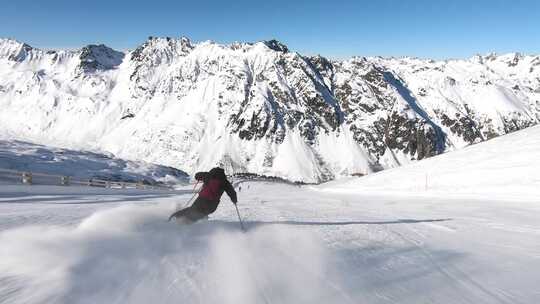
[0,168,171,191]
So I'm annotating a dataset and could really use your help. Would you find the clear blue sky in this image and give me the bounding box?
[1,0,539,59]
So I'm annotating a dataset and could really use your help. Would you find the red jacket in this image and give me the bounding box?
[195,168,237,203]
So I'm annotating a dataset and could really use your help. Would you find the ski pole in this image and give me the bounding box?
[234,203,246,232]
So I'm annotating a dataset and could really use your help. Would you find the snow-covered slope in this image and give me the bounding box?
[1,178,539,303]
[1,120,539,304]
[0,37,538,182]
[319,124,540,200]
[0,140,188,185]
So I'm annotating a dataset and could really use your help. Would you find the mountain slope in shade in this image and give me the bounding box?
[0,37,538,182]
[0,140,189,185]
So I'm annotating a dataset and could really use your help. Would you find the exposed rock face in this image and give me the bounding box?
[263,39,289,53]
[0,37,538,182]
[0,39,34,62]
[79,44,124,73]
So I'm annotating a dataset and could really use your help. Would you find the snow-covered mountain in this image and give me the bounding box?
[0,37,538,182]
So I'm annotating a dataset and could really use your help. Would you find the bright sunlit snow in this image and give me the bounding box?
[320,124,540,201]
[1,126,539,303]
[1,37,539,182]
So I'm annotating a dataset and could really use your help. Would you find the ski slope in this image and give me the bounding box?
[320,124,540,201]
[1,127,540,303]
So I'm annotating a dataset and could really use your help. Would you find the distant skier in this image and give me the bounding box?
[169,167,237,223]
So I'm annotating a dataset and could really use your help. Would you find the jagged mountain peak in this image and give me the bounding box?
[470,54,485,64]
[263,39,289,53]
[307,54,333,64]
[0,37,26,47]
[0,36,539,182]
[0,38,31,49]
[145,35,193,47]
[79,44,124,72]
[130,36,194,63]
[0,38,34,62]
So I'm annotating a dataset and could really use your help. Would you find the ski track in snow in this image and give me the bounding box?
[1,182,539,304]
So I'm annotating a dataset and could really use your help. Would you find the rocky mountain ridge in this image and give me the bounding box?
[0,37,538,182]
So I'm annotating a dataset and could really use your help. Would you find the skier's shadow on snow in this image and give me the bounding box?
[214,218,452,229]
[254,218,452,226]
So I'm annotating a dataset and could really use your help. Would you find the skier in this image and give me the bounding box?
[169,167,237,223]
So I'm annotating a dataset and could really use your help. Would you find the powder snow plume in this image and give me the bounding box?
[0,203,351,304]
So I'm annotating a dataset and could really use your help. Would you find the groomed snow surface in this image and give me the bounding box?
[1,126,540,303]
